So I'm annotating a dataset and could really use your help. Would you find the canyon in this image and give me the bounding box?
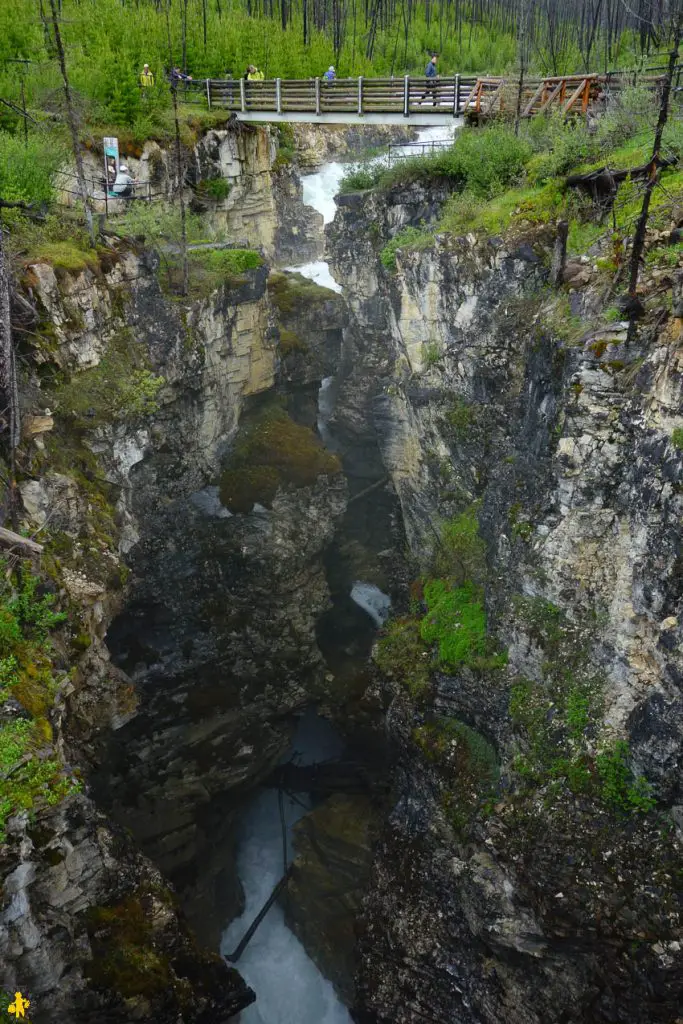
[0,115,681,1024]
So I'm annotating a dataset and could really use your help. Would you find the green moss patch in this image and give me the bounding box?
[279,328,308,356]
[86,896,174,999]
[268,271,339,314]
[413,716,499,833]
[219,402,341,513]
[52,334,163,428]
[164,247,263,298]
[374,617,431,700]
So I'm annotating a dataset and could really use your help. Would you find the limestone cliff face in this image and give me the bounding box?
[64,121,322,263]
[328,186,682,1023]
[3,189,347,1014]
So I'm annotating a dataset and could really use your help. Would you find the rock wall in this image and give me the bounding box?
[2,193,348,1014]
[65,121,323,264]
[328,185,683,1023]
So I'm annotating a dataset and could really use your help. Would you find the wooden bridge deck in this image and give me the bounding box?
[180,68,668,125]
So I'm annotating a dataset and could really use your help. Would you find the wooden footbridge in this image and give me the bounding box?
[182,68,669,125]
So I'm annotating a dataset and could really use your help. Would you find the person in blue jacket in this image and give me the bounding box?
[323,66,336,83]
[422,53,438,106]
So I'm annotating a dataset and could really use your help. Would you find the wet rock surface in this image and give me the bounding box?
[283,794,378,1007]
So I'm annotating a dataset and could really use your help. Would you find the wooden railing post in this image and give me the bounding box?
[454,74,460,115]
[582,77,590,113]
[358,75,364,115]
[240,77,246,113]
[404,74,410,117]
[206,78,212,108]
[276,77,282,114]
[315,76,321,115]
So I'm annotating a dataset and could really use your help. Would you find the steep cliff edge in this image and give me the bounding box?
[1,120,352,1019]
[328,184,682,1023]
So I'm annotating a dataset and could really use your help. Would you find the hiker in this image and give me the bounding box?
[323,65,336,82]
[139,63,155,88]
[112,163,135,198]
[245,64,264,81]
[422,53,438,106]
[170,66,193,88]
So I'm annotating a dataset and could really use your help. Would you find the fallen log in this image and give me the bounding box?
[566,155,678,200]
[263,759,374,796]
[0,526,43,556]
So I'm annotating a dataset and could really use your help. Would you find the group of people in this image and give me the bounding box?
[137,55,439,90]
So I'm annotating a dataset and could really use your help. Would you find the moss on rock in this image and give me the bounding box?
[218,401,341,513]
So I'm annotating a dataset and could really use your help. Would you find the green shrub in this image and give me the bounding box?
[195,247,263,274]
[671,427,683,450]
[202,177,232,200]
[420,580,488,668]
[338,162,385,193]
[374,616,431,699]
[421,340,441,366]
[435,504,487,584]
[596,741,656,813]
[375,124,532,198]
[0,129,66,207]
[0,560,78,844]
[444,397,475,436]
[380,226,432,270]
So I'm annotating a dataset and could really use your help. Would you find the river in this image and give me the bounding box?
[220,124,456,1022]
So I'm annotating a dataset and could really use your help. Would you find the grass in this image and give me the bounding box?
[218,400,341,513]
[268,271,339,313]
[672,428,683,450]
[163,247,263,298]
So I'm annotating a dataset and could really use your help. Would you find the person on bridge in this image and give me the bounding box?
[422,53,439,106]
[323,66,336,82]
[139,64,155,88]
[246,65,265,81]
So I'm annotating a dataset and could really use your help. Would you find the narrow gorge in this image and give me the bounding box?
[0,113,681,1024]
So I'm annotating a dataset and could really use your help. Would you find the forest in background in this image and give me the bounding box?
[0,0,679,136]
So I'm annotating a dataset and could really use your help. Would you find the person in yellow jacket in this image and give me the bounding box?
[245,64,265,81]
[139,64,155,88]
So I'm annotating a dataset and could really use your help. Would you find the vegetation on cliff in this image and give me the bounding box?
[0,560,79,845]
[219,401,341,513]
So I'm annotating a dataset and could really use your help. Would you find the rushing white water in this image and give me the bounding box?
[300,123,459,225]
[283,260,342,293]
[350,581,392,626]
[221,712,352,1024]
[317,375,338,450]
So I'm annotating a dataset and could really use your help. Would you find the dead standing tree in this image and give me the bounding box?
[0,223,19,454]
[46,0,95,247]
[165,0,190,298]
[626,4,682,307]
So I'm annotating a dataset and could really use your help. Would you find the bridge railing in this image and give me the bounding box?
[205,75,477,116]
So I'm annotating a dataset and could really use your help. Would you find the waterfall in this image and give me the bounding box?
[220,712,353,1024]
